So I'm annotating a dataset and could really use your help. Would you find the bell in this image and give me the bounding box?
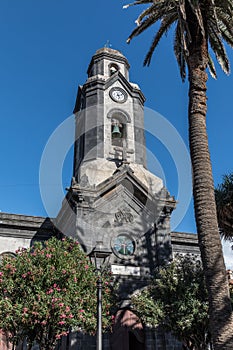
[112,125,122,138]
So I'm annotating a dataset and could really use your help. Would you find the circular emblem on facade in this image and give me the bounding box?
[112,234,136,258]
[109,87,128,103]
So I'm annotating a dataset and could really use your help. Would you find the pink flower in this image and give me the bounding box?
[74,277,77,282]
[80,309,84,313]
[61,331,68,336]
[46,288,54,295]
[59,313,66,319]
[62,269,67,274]
[46,254,52,258]
[53,283,57,288]
[0,272,3,276]
[41,320,47,325]
[105,281,109,285]
[68,314,74,319]
[58,321,65,325]
[84,265,89,270]
[22,274,27,279]
[55,334,62,339]
[23,308,28,314]
[59,303,64,307]
[65,306,70,312]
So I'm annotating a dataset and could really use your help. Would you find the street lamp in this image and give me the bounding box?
[88,241,112,350]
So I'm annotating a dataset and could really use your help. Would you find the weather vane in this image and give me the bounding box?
[104,40,112,48]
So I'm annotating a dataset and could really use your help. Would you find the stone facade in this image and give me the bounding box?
[0,213,57,255]
[0,48,200,350]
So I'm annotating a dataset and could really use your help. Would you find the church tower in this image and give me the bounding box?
[56,47,176,301]
[73,47,146,184]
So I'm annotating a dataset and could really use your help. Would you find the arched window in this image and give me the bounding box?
[109,63,119,76]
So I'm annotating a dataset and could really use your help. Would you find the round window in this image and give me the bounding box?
[113,234,135,257]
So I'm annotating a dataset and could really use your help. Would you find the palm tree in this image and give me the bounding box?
[215,173,233,240]
[125,1,233,349]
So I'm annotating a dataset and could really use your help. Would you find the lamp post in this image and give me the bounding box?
[88,241,112,350]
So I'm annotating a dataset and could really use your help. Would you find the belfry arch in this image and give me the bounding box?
[107,108,131,147]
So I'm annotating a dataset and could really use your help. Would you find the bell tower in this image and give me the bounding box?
[57,47,176,302]
[72,48,146,188]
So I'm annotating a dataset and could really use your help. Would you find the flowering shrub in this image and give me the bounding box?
[0,237,114,350]
[132,256,210,350]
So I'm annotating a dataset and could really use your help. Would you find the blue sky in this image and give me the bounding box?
[0,0,233,237]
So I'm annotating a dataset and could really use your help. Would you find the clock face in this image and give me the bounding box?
[109,88,127,103]
[113,234,135,257]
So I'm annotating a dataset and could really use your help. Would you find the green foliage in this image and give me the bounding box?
[0,237,115,350]
[215,173,233,240]
[132,256,210,350]
[125,0,233,80]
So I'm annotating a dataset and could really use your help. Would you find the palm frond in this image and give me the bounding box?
[134,5,157,26]
[174,23,186,81]
[208,53,217,79]
[177,9,190,56]
[123,0,153,9]
[187,0,205,38]
[144,13,178,66]
[207,53,217,79]
[220,26,233,49]
[179,0,187,21]
[215,0,233,17]
[127,12,163,43]
[126,0,233,79]
[208,0,221,34]
[215,173,233,240]
[208,20,230,74]
[217,12,233,48]
[135,0,172,26]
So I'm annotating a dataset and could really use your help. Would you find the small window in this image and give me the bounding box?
[109,63,119,76]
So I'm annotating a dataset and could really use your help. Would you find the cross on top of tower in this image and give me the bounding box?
[104,40,112,48]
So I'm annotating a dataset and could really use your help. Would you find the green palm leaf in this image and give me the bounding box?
[144,13,178,66]
[208,20,230,74]
[207,53,217,79]
[126,0,233,77]
[174,24,187,81]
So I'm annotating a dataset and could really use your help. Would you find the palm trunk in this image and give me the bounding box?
[187,39,233,349]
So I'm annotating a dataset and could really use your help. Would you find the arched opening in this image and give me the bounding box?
[109,63,119,76]
[111,118,125,147]
[110,309,145,350]
[108,109,131,148]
